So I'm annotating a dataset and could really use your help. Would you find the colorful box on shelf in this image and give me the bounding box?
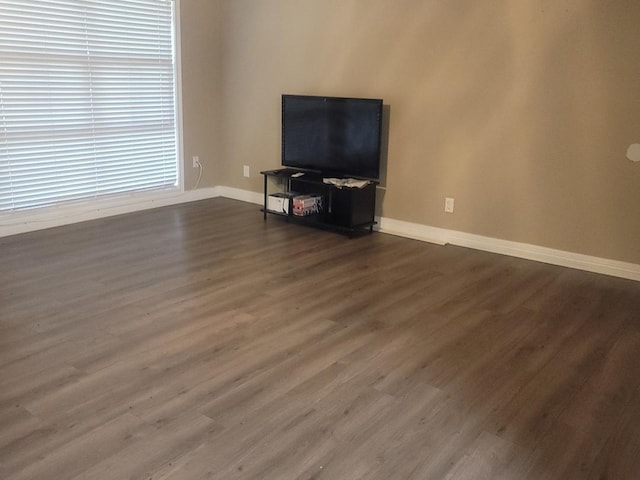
[292,194,324,216]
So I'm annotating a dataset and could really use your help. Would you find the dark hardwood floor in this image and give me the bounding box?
[1,198,639,479]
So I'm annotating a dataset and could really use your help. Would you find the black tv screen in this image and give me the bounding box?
[282,94,383,180]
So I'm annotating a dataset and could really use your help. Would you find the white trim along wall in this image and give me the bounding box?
[1,187,639,283]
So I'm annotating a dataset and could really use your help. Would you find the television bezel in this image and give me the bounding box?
[281,94,383,181]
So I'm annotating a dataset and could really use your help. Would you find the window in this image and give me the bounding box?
[0,0,178,212]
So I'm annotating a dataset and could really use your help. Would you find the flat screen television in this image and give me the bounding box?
[282,94,383,180]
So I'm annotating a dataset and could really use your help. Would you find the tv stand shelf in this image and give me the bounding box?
[260,168,377,236]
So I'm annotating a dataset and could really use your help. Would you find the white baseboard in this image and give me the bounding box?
[2,185,638,282]
[0,187,220,237]
[213,189,640,282]
[375,217,449,245]
[217,186,264,205]
[0,185,260,239]
[377,217,640,282]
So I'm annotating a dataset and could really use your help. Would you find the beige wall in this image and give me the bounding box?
[191,0,640,264]
[179,0,221,189]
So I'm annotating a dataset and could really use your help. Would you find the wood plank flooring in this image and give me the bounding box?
[1,197,639,479]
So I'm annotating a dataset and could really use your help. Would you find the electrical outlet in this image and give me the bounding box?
[445,197,455,213]
[192,156,199,168]
[243,165,250,178]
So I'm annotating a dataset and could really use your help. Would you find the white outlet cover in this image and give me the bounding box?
[444,197,455,213]
[627,144,640,162]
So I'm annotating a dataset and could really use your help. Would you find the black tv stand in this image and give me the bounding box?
[260,168,377,236]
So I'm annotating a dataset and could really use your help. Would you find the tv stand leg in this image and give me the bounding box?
[263,174,268,220]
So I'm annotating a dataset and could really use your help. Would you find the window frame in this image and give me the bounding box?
[0,0,184,226]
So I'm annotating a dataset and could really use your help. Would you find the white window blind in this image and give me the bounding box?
[0,0,178,212]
